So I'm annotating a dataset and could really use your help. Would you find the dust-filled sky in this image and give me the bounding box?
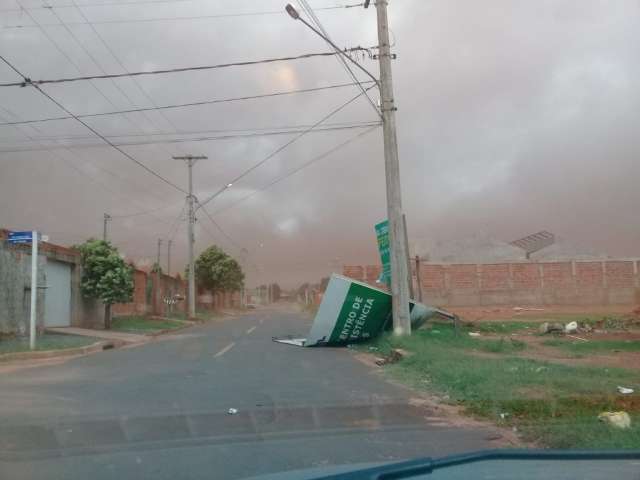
[1,0,639,288]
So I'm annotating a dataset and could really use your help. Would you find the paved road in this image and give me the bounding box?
[0,305,499,479]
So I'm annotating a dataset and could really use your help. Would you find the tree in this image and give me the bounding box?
[194,245,244,293]
[76,239,134,329]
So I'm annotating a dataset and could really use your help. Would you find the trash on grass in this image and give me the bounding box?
[273,274,456,347]
[617,386,635,395]
[598,411,631,429]
[499,412,509,420]
[539,322,564,334]
[567,334,589,342]
[564,321,578,333]
[227,408,238,415]
[468,332,481,337]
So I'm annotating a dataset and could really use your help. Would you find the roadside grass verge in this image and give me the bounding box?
[167,310,218,321]
[467,321,541,334]
[112,316,186,333]
[366,323,640,448]
[543,338,640,355]
[0,333,99,355]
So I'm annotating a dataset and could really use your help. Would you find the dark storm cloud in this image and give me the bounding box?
[1,0,639,287]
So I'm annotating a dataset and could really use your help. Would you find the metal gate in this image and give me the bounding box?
[44,260,71,327]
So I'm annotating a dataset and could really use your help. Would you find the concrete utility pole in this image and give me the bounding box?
[103,213,111,241]
[173,155,207,318]
[156,238,163,269]
[286,0,412,335]
[371,0,411,334]
[167,240,172,276]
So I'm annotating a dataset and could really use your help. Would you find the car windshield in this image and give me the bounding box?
[0,1,638,479]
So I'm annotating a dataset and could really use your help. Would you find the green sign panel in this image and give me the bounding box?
[375,220,391,287]
[274,274,445,347]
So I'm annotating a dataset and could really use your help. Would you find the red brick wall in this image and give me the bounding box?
[606,261,635,288]
[511,263,540,289]
[480,264,510,290]
[113,269,148,316]
[448,264,477,289]
[576,262,603,287]
[343,260,639,307]
[113,270,187,316]
[542,262,573,288]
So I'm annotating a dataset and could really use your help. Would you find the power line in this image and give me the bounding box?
[197,83,377,209]
[213,125,380,216]
[0,80,374,127]
[0,48,371,87]
[2,3,364,24]
[197,201,245,252]
[298,0,380,119]
[0,0,200,12]
[0,119,378,142]
[46,1,187,163]
[11,0,184,178]
[0,122,380,154]
[67,0,192,157]
[0,54,187,195]
[110,200,184,219]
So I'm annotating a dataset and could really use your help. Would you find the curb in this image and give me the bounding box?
[0,340,114,362]
[144,320,196,337]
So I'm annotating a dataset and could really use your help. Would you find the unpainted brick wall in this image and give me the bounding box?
[113,270,188,317]
[343,260,640,307]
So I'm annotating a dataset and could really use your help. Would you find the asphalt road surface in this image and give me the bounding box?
[0,305,500,480]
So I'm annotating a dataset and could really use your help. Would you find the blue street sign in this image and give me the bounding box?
[7,231,34,244]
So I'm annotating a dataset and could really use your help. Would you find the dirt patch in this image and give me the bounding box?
[475,330,640,370]
[351,351,525,448]
[448,305,634,322]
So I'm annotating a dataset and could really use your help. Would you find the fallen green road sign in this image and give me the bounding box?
[274,274,455,347]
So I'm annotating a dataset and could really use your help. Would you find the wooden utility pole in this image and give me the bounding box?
[167,240,172,276]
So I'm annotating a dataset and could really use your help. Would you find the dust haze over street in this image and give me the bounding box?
[1,1,639,287]
[0,306,501,480]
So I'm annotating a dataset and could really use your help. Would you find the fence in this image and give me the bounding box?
[343,260,640,307]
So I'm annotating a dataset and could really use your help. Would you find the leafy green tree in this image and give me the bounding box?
[76,239,134,329]
[194,245,244,293]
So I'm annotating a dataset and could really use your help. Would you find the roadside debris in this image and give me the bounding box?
[499,412,509,420]
[539,322,564,334]
[468,332,481,337]
[617,386,635,395]
[564,321,578,334]
[374,348,406,366]
[227,408,238,415]
[513,306,545,313]
[274,274,457,347]
[598,411,631,429]
[566,334,589,342]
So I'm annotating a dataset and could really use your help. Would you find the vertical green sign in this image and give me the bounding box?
[375,220,391,287]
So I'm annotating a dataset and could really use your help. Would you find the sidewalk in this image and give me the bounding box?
[46,327,148,346]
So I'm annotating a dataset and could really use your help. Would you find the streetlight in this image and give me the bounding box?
[285,1,412,335]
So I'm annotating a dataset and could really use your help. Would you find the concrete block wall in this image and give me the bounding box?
[343,259,640,307]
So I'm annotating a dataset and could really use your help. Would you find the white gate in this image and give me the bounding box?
[44,260,71,327]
